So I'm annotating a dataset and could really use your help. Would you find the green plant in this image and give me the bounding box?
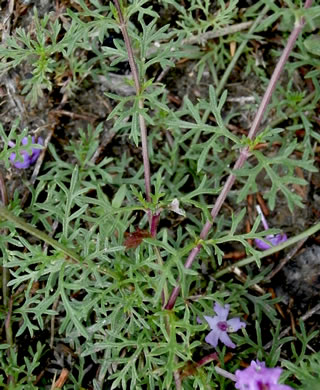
[0,0,320,388]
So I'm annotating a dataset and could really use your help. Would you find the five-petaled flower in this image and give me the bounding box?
[9,136,43,169]
[235,360,293,390]
[254,205,287,250]
[203,302,246,349]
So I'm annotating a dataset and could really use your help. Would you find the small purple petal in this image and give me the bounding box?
[29,137,43,163]
[235,361,293,390]
[205,329,220,347]
[214,302,229,320]
[251,360,265,370]
[227,317,246,332]
[219,331,235,349]
[270,385,294,390]
[204,315,219,329]
[9,136,43,169]
[255,237,272,250]
[255,206,288,251]
[10,151,31,169]
[203,303,245,349]
[274,233,287,245]
[255,233,287,250]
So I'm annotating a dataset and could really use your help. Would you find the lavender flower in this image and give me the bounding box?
[254,205,287,250]
[9,136,43,169]
[203,302,246,349]
[235,360,293,390]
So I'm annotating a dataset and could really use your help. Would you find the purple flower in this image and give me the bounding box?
[203,302,246,349]
[235,360,293,390]
[255,233,288,250]
[254,205,287,250]
[9,136,43,169]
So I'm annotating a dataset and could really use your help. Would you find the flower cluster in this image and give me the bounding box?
[235,360,293,390]
[9,136,43,169]
[203,302,246,349]
[201,305,293,389]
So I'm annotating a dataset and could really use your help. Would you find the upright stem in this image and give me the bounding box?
[0,177,10,317]
[247,3,313,139]
[0,172,9,307]
[165,0,313,310]
[113,0,152,203]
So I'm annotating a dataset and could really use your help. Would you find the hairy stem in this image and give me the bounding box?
[0,172,9,308]
[165,0,313,310]
[0,171,14,387]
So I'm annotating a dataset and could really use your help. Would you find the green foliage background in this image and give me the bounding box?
[0,0,320,388]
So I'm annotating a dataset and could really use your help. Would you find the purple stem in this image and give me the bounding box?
[150,211,161,238]
[165,0,313,310]
[112,0,152,203]
[256,205,269,230]
[0,171,9,307]
[196,352,218,367]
